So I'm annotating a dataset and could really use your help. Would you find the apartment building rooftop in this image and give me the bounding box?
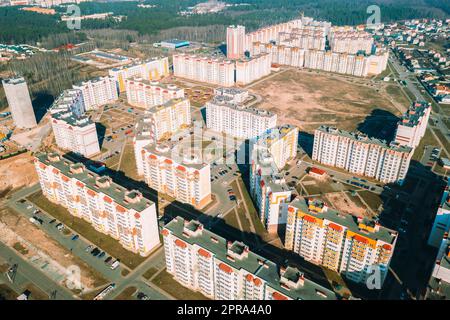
[317,125,413,153]
[256,124,297,148]
[1,76,26,85]
[289,197,397,245]
[134,114,154,143]
[165,217,337,300]
[174,53,233,64]
[110,56,167,72]
[125,78,181,92]
[147,97,188,114]
[398,101,431,127]
[51,110,92,128]
[209,94,275,118]
[74,75,113,87]
[254,148,291,193]
[36,153,154,212]
[143,139,210,170]
[50,89,91,128]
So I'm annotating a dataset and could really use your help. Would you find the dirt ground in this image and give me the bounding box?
[0,208,107,292]
[250,69,404,133]
[324,192,368,218]
[0,152,38,195]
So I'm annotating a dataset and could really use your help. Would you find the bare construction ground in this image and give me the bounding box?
[0,208,107,293]
[250,69,404,134]
[0,152,38,195]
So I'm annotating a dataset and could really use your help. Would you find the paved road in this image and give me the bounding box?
[0,242,77,300]
[4,184,173,300]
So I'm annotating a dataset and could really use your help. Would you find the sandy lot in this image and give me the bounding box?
[0,208,107,292]
[250,69,404,134]
[0,152,38,195]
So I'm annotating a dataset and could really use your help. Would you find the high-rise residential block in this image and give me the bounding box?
[394,101,431,148]
[49,89,100,157]
[226,25,246,59]
[162,216,337,300]
[73,76,118,110]
[172,54,235,87]
[138,140,211,209]
[428,180,450,248]
[205,88,277,139]
[125,78,184,109]
[34,153,160,256]
[2,77,37,128]
[312,126,412,185]
[250,125,298,232]
[235,53,272,85]
[285,197,397,285]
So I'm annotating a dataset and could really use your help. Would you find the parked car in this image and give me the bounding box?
[104,256,113,265]
[110,259,120,270]
[71,234,79,241]
[49,219,56,224]
[98,251,106,259]
[136,292,149,300]
[85,245,93,252]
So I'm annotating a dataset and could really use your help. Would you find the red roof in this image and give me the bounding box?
[61,175,69,182]
[245,274,254,282]
[116,205,126,213]
[253,278,262,286]
[76,181,84,188]
[52,168,59,175]
[177,165,186,172]
[303,215,317,223]
[218,263,233,274]
[149,154,157,160]
[134,213,141,219]
[353,234,369,244]
[87,189,96,197]
[288,207,295,213]
[161,229,169,236]
[310,167,326,175]
[382,244,392,251]
[175,239,187,249]
[272,291,288,300]
[164,159,173,165]
[103,196,113,204]
[328,223,343,232]
[198,248,211,258]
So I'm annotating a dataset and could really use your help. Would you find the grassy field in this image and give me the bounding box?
[358,191,383,212]
[143,267,159,280]
[433,129,450,156]
[27,191,146,269]
[224,210,240,231]
[385,84,411,107]
[152,270,209,300]
[236,178,267,237]
[114,286,137,300]
[117,143,140,180]
[412,129,440,161]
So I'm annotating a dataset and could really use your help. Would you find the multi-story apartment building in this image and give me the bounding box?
[109,57,170,92]
[250,44,388,77]
[49,89,100,157]
[428,180,450,248]
[143,98,191,141]
[138,140,211,209]
[226,25,246,59]
[162,216,337,300]
[329,28,374,54]
[2,77,37,128]
[205,87,277,139]
[252,124,298,170]
[249,125,298,232]
[34,153,160,256]
[125,78,184,109]
[426,232,450,300]
[235,53,272,85]
[394,101,431,148]
[172,54,235,87]
[277,26,327,50]
[285,197,397,285]
[73,76,118,110]
[312,126,413,185]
